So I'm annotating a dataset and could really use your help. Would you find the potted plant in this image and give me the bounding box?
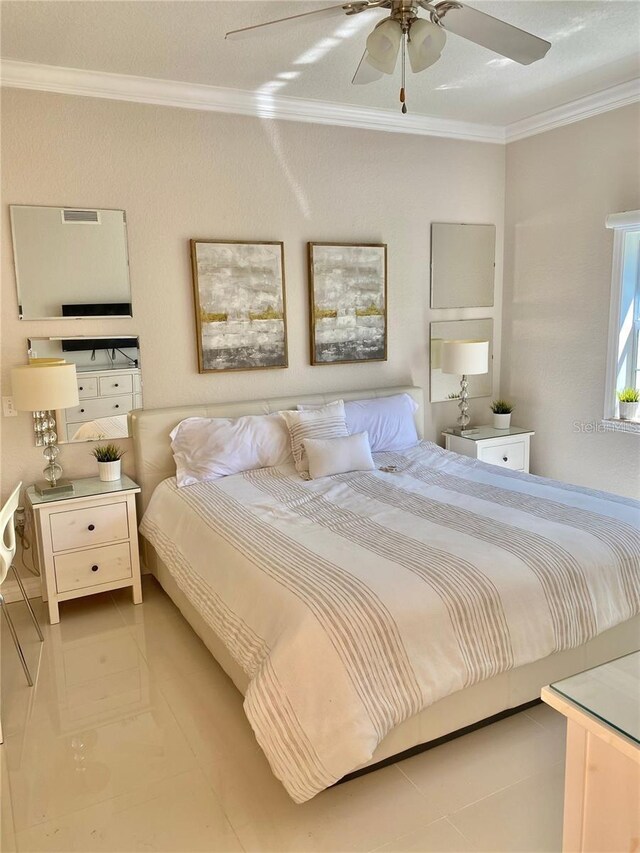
[618,388,640,420]
[490,399,514,429]
[91,444,125,482]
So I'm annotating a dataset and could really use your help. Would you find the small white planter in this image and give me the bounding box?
[619,401,639,421]
[98,460,122,482]
[493,413,512,429]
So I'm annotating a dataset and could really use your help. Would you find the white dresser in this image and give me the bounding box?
[27,475,142,624]
[443,425,535,473]
[542,653,639,853]
[57,367,142,441]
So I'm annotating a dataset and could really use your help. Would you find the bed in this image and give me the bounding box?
[130,386,640,802]
[71,414,129,441]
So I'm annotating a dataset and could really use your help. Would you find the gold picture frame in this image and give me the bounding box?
[308,242,388,366]
[190,239,288,373]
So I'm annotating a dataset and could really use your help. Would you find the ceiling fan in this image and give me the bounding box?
[225,1,551,113]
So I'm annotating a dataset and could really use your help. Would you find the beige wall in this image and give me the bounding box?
[1,89,505,500]
[502,104,640,499]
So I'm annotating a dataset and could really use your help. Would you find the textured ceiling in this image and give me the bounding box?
[2,0,639,124]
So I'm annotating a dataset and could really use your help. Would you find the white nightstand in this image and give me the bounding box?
[26,475,142,624]
[443,426,535,473]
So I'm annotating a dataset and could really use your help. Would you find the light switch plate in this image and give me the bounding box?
[2,397,18,417]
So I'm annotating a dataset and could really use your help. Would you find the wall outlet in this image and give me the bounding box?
[15,505,25,532]
[2,396,18,417]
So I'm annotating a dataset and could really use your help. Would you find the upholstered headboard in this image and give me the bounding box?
[129,385,423,513]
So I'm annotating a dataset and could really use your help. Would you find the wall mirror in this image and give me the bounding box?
[431,223,495,308]
[430,319,493,402]
[27,337,142,443]
[11,205,132,319]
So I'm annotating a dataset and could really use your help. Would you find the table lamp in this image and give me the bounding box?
[27,357,67,446]
[441,339,489,434]
[11,362,79,495]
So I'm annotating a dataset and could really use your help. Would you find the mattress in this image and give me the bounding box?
[140,441,640,802]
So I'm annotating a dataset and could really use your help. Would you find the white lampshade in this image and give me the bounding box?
[441,340,489,376]
[407,19,446,73]
[366,19,402,74]
[11,363,79,411]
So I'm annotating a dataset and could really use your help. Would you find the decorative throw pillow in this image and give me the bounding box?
[297,393,419,452]
[170,413,292,487]
[303,432,375,480]
[279,400,348,478]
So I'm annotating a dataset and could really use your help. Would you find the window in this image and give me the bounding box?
[604,210,640,428]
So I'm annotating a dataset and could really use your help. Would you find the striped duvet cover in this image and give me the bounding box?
[140,441,640,802]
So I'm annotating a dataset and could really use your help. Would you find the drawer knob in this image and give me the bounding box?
[115,404,120,409]
[80,408,85,413]
[79,386,83,391]
[91,565,99,572]
[502,456,508,462]
[114,383,119,387]
[88,524,95,531]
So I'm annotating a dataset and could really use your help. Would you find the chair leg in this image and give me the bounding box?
[0,593,34,687]
[10,565,44,642]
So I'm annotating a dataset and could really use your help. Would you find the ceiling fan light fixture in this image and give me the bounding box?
[407,18,446,73]
[365,19,403,74]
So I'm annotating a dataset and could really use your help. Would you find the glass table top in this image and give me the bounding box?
[442,425,534,441]
[27,474,140,505]
[550,651,640,744]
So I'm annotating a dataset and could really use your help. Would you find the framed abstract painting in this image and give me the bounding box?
[308,242,387,365]
[190,240,288,373]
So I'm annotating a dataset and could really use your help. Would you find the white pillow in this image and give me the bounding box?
[303,432,375,480]
[279,400,348,477]
[297,393,419,452]
[170,413,292,487]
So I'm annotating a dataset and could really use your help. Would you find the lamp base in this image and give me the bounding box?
[35,479,74,497]
[446,426,482,437]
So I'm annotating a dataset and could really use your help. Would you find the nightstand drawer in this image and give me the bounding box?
[50,501,129,552]
[66,394,133,422]
[479,441,525,470]
[54,542,132,593]
[98,374,134,396]
[76,377,98,399]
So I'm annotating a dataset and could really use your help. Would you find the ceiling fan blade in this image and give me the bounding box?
[352,50,384,84]
[225,3,367,41]
[434,1,551,65]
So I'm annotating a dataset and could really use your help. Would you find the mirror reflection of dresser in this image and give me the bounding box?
[28,337,142,443]
[10,203,142,445]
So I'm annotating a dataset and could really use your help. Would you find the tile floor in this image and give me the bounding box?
[1,577,567,852]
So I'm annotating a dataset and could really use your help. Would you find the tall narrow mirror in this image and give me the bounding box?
[431,223,495,308]
[27,337,142,443]
[11,206,132,319]
[430,319,493,402]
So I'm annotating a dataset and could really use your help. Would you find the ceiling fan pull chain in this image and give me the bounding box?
[400,30,407,114]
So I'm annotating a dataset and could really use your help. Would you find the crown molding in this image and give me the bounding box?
[0,59,505,144]
[2,60,638,145]
[505,78,640,142]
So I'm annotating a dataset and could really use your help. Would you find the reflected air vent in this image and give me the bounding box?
[61,209,101,224]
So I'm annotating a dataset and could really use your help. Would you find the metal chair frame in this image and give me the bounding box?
[0,482,44,688]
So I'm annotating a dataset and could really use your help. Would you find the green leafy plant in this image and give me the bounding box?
[91,443,125,463]
[490,399,514,414]
[617,387,640,403]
